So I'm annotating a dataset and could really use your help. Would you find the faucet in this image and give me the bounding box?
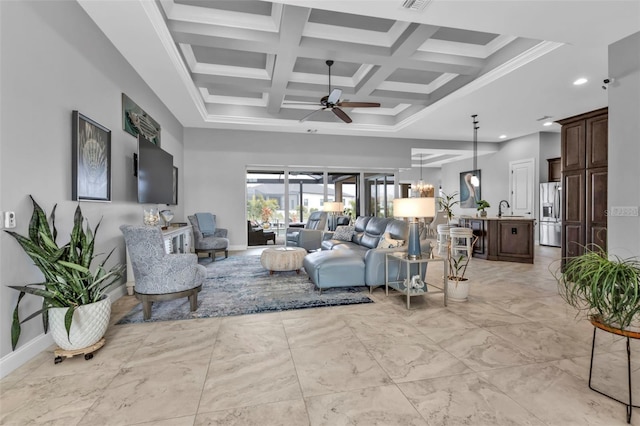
[498,200,510,218]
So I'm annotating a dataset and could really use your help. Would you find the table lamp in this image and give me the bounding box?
[393,197,436,260]
[323,201,344,231]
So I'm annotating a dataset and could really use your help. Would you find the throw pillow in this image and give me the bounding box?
[377,232,405,249]
[333,225,355,242]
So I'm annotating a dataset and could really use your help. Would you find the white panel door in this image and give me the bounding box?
[509,158,535,217]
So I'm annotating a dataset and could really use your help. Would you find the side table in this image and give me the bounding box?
[385,252,448,309]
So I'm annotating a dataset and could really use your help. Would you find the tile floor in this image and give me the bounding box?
[1,245,639,425]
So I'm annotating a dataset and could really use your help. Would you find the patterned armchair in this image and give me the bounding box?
[120,225,206,320]
[188,213,229,261]
[286,211,328,251]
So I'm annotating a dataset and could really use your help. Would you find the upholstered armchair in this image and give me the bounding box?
[120,225,206,320]
[286,211,328,251]
[188,213,229,261]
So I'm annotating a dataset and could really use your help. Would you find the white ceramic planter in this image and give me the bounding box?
[447,278,470,302]
[48,296,111,350]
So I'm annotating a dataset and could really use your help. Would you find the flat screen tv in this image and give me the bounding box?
[137,135,174,204]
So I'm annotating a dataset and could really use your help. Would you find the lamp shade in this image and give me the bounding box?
[323,201,344,212]
[393,197,436,218]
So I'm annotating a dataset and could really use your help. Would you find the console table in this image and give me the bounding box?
[125,225,193,295]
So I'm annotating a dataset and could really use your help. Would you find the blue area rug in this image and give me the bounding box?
[117,255,373,324]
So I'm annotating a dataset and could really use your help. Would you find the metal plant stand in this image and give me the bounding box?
[588,317,640,424]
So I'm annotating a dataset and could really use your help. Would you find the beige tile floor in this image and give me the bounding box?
[2,245,639,425]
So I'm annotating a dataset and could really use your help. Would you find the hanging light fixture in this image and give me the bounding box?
[412,154,433,197]
[471,114,480,187]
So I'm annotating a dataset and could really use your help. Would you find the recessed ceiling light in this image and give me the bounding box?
[573,78,588,85]
[543,121,553,127]
[499,135,507,139]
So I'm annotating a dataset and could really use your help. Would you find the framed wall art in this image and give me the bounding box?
[72,111,111,202]
[459,169,481,209]
[122,93,161,146]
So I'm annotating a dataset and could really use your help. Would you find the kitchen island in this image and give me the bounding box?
[458,216,535,264]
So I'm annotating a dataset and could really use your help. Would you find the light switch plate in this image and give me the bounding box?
[4,211,16,228]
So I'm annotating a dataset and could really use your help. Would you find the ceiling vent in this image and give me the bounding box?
[401,0,432,12]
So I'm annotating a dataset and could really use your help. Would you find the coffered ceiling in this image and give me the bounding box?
[80,0,639,153]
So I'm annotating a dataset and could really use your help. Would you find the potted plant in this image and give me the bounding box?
[5,196,124,351]
[439,191,459,224]
[476,200,490,217]
[261,206,273,229]
[553,244,640,331]
[446,237,477,302]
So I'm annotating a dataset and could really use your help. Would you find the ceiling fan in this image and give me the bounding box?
[287,60,381,124]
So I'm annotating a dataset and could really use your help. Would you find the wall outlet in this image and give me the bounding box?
[4,211,16,228]
[609,206,639,217]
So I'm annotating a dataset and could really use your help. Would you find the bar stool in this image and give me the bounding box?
[437,224,452,256]
[449,227,474,258]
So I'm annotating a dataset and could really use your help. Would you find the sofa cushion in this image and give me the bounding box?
[303,250,365,288]
[333,225,355,241]
[360,217,390,249]
[351,216,371,245]
[384,219,408,240]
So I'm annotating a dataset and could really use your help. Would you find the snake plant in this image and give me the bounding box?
[5,196,124,350]
[553,244,640,330]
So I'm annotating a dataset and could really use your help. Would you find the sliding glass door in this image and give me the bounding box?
[365,173,395,217]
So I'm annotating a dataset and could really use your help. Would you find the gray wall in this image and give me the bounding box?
[0,1,184,363]
[608,31,640,258]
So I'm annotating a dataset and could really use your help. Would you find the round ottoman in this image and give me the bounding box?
[260,247,307,274]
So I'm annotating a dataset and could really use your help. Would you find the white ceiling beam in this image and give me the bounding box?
[356,23,440,98]
[266,5,312,114]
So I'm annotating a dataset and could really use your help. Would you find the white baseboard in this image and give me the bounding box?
[0,332,53,380]
[0,284,126,380]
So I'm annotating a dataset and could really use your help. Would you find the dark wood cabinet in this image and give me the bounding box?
[458,217,534,263]
[562,169,585,259]
[558,108,607,263]
[561,120,585,171]
[586,115,608,168]
[548,157,561,182]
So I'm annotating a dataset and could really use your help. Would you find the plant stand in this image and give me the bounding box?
[54,337,105,364]
[588,318,640,423]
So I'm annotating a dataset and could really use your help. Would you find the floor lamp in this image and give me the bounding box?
[393,197,436,260]
[323,201,344,231]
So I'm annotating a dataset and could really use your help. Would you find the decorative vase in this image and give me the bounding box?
[48,296,111,350]
[143,207,160,226]
[447,278,470,302]
[480,211,487,217]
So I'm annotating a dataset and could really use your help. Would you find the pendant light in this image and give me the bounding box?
[471,115,480,187]
[412,154,433,197]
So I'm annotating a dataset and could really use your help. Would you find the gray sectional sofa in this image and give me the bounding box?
[303,216,432,290]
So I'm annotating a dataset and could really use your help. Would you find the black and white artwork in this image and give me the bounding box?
[72,111,111,202]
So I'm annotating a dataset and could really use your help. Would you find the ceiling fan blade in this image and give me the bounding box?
[332,107,352,123]
[337,101,381,108]
[299,107,326,122]
[282,101,320,105]
[327,88,342,105]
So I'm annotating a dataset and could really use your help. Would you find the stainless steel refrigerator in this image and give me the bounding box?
[540,182,561,247]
